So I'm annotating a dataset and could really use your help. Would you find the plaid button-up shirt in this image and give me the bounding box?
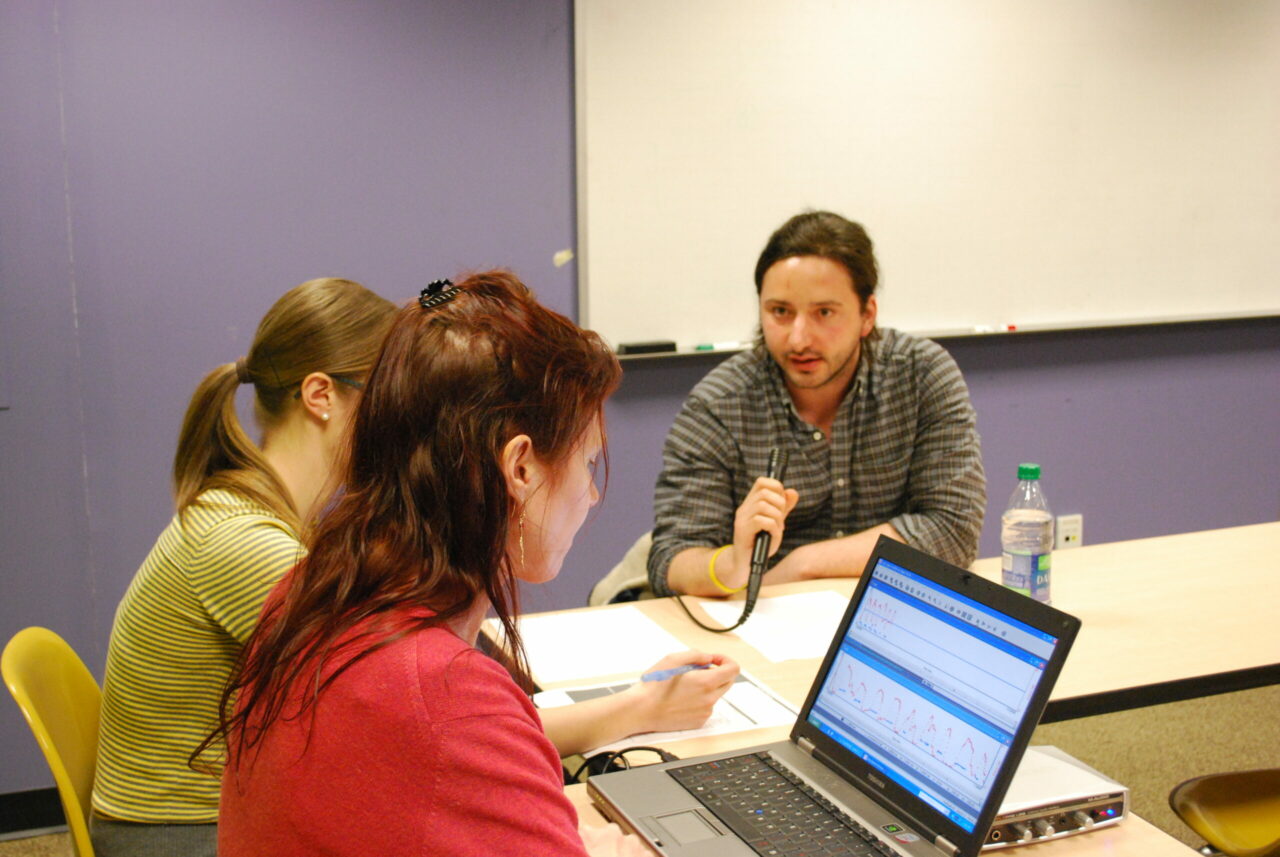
[648,328,985,595]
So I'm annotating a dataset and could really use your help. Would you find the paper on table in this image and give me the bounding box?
[533,670,797,756]
[698,591,849,662]
[513,606,689,684]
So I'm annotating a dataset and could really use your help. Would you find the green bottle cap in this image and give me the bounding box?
[1017,463,1041,480]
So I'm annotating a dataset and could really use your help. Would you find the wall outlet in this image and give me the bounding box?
[1056,513,1083,549]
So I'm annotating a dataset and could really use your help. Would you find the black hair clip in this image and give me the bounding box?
[419,278,461,311]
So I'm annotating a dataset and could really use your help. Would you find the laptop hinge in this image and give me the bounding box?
[797,737,816,756]
[935,835,959,856]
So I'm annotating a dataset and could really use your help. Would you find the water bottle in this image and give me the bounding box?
[1001,463,1054,603]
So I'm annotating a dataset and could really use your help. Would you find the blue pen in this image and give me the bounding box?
[640,663,712,683]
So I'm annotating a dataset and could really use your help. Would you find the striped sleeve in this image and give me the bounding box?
[886,341,986,567]
[649,392,744,596]
[186,508,302,643]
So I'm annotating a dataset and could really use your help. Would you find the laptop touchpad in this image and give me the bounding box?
[653,810,721,844]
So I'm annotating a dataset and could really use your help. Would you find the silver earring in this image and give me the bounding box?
[321,412,330,422]
[518,509,526,571]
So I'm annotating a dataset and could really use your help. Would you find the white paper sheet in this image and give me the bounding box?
[512,606,690,684]
[698,590,850,662]
[534,670,797,755]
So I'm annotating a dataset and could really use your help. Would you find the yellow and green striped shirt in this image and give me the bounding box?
[92,489,302,822]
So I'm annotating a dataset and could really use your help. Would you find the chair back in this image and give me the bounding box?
[589,531,655,606]
[2,627,101,857]
[1169,768,1280,857]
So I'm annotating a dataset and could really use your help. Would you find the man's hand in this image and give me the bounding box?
[720,476,799,590]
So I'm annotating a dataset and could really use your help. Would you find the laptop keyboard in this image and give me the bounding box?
[668,752,899,857]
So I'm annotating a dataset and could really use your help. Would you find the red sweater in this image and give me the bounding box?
[218,615,589,856]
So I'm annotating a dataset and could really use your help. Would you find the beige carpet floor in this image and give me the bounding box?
[0,832,67,857]
[3,685,1277,856]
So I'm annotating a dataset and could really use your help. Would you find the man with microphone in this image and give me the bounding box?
[647,210,986,598]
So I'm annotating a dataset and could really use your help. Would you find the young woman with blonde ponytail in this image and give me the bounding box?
[90,278,396,857]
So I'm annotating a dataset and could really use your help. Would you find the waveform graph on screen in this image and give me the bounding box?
[850,586,1040,729]
[859,594,898,639]
[829,654,1003,794]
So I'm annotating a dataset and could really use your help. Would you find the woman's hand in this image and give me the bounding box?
[579,821,653,856]
[622,650,740,734]
[541,651,737,756]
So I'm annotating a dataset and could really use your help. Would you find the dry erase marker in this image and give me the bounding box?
[694,341,746,351]
[640,663,712,682]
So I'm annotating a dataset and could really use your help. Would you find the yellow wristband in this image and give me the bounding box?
[707,545,744,594]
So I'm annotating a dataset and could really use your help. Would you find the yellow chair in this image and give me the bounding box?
[2,627,101,857]
[1169,768,1280,857]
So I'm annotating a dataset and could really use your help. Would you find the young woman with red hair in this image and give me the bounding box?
[211,271,736,855]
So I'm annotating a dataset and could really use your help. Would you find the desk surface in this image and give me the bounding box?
[970,521,1280,719]
[536,522,1279,728]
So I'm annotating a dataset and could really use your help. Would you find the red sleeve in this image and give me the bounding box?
[421,647,590,856]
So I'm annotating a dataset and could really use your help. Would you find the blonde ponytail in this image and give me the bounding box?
[172,361,301,532]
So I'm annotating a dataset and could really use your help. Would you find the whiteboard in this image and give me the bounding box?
[575,0,1280,352]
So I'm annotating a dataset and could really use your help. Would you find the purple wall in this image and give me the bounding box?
[2,0,1277,800]
[0,0,577,796]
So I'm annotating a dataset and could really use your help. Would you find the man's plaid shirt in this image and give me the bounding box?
[648,328,985,595]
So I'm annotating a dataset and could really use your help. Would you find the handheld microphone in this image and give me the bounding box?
[743,447,789,616]
[672,446,790,634]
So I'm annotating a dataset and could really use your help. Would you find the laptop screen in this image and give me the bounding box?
[805,557,1062,833]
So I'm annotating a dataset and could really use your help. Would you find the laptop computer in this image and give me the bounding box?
[588,537,1080,857]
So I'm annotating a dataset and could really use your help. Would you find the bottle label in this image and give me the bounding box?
[1002,552,1052,603]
